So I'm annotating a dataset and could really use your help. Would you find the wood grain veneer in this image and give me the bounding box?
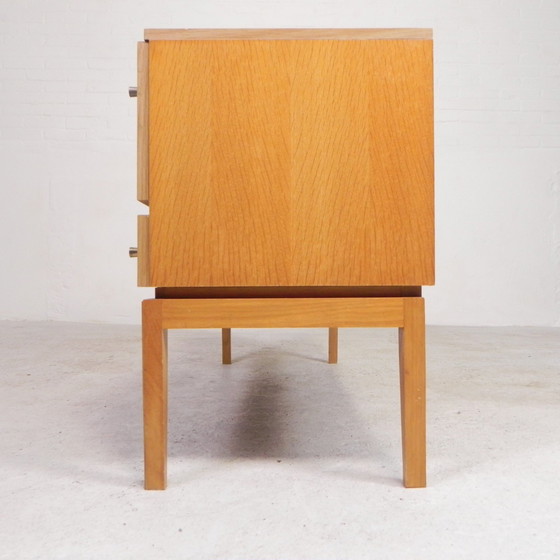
[148,37,433,287]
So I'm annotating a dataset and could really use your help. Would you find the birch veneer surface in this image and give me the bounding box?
[147,33,433,287]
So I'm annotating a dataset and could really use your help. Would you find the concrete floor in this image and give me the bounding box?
[1,321,559,559]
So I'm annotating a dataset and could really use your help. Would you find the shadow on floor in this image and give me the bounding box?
[165,334,390,463]
[3,324,400,487]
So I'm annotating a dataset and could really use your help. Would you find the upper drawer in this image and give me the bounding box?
[136,42,149,205]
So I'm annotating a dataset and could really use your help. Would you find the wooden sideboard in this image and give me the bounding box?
[132,28,434,490]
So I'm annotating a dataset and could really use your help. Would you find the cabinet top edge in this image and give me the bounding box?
[143,28,433,41]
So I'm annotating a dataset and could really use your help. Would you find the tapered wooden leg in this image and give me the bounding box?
[222,328,232,364]
[328,327,338,364]
[142,300,168,490]
[398,298,426,488]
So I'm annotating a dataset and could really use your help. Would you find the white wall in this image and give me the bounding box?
[0,0,559,326]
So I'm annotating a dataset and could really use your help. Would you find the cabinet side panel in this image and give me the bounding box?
[148,40,291,286]
[291,40,433,285]
[148,39,433,287]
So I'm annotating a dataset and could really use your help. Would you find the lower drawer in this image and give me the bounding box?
[137,215,150,287]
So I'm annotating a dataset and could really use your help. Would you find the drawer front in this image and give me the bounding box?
[137,41,149,205]
[137,215,150,286]
[145,35,434,287]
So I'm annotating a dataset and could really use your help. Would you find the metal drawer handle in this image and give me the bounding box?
[128,87,137,98]
[129,247,138,258]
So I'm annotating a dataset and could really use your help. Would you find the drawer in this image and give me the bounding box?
[137,41,149,205]
[137,215,150,287]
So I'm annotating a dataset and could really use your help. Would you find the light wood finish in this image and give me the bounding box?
[137,41,149,205]
[141,296,426,489]
[142,299,168,490]
[145,28,432,41]
[398,298,426,488]
[221,328,232,365]
[138,30,432,490]
[155,286,422,299]
[148,39,433,287]
[328,327,338,364]
[160,298,404,329]
[137,215,150,287]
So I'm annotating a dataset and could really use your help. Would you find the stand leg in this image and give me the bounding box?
[142,300,168,490]
[398,298,426,488]
[328,327,338,364]
[222,328,232,364]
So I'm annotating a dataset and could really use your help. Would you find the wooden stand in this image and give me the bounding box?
[142,296,426,490]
